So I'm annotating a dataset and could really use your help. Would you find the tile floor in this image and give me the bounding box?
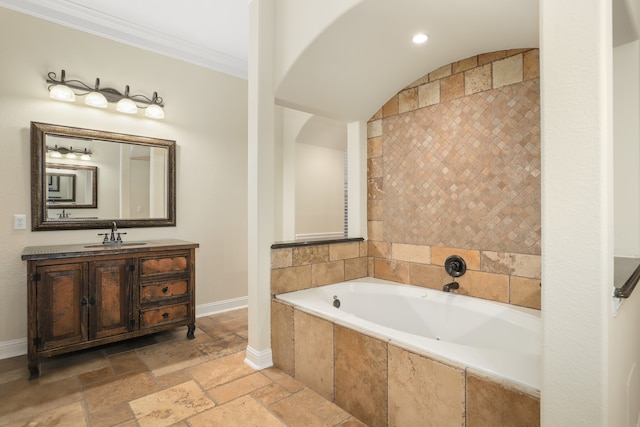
[0,308,366,426]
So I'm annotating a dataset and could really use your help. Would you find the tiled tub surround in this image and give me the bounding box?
[271,240,369,295]
[277,278,540,390]
[368,48,541,309]
[370,243,541,309]
[271,297,540,427]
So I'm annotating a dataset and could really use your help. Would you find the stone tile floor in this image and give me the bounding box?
[0,308,366,426]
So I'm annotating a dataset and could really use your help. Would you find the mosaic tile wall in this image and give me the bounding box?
[368,49,541,308]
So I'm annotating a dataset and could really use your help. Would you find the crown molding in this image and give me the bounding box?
[0,0,248,79]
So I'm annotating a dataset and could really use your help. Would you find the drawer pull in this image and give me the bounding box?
[162,312,169,319]
[162,286,169,294]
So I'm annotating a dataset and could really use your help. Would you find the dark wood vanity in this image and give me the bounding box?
[21,239,198,379]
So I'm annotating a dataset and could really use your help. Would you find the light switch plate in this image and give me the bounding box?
[14,214,26,230]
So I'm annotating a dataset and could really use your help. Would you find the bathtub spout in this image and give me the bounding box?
[443,281,459,292]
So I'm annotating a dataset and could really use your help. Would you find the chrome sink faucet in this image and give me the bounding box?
[110,222,118,241]
[98,222,127,244]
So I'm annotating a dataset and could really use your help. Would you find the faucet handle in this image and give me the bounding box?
[97,233,109,243]
[116,232,127,242]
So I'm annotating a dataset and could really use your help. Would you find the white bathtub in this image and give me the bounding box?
[276,277,540,390]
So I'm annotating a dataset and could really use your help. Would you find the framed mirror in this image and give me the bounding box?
[31,122,176,231]
[46,163,97,208]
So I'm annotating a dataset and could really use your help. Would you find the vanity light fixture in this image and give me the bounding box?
[46,70,165,119]
[48,70,76,102]
[47,144,92,161]
[84,79,108,108]
[116,86,138,114]
[80,148,92,161]
[145,93,165,119]
[49,147,62,158]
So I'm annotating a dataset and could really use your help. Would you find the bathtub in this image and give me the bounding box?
[276,277,540,391]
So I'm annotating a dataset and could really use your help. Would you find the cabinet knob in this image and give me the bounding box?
[162,286,169,294]
[81,296,88,306]
[162,312,169,319]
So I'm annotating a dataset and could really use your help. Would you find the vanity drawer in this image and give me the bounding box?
[140,280,189,303]
[140,255,189,276]
[140,303,189,328]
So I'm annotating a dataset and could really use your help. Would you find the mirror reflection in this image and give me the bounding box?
[46,163,97,208]
[31,122,176,231]
[47,173,75,202]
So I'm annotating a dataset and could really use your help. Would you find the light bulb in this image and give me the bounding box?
[145,104,165,119]
[66,152,77,159]
[49,84,76,102]
[412,33,429,44]
[50,150,62,158]
[85,91,108,108]
[116,98,138,114]
[81,149,91,161]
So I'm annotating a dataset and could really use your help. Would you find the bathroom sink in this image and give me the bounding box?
[84,242,148,249]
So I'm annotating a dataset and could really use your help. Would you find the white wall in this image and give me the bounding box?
[0,7,248,347]
[274,0,362,90]
[541,0,613,424]
[295,143,344,236]
[614,40,640,257]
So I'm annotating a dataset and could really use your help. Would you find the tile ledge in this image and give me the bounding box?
[271,237,364,250]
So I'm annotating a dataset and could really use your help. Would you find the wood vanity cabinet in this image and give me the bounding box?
[21,239,198,380]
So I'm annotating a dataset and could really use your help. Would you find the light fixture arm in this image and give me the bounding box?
[47,144,92,156]
[46,70,164,108]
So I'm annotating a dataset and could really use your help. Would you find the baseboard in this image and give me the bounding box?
[0,296,249,360]
[195,296,248,318]
[244,345,273,370]
[0,337,27,360]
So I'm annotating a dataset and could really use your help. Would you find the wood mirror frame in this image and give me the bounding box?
[31,122,176,231]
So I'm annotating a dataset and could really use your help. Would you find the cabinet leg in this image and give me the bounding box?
[28,361,40,380]
[187,323,196,340]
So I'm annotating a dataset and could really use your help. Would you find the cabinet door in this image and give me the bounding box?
[36,263,87,350]
[89,259,133,340]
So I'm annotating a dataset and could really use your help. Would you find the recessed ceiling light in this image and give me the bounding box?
[412,33,429,44]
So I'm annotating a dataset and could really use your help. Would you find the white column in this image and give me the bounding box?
[245,0,274,369]
[347,120,367,238]
[540,0,613,424]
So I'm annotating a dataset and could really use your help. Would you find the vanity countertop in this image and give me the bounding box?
[22,239,199,261]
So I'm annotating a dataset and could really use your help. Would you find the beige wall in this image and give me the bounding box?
[295,143,344,237]
[0,8,248,344]
[367,49,541,309]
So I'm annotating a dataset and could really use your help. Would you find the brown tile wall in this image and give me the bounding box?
[368,49,541,310]
[270,241,369,295]
[271,302,540,426]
